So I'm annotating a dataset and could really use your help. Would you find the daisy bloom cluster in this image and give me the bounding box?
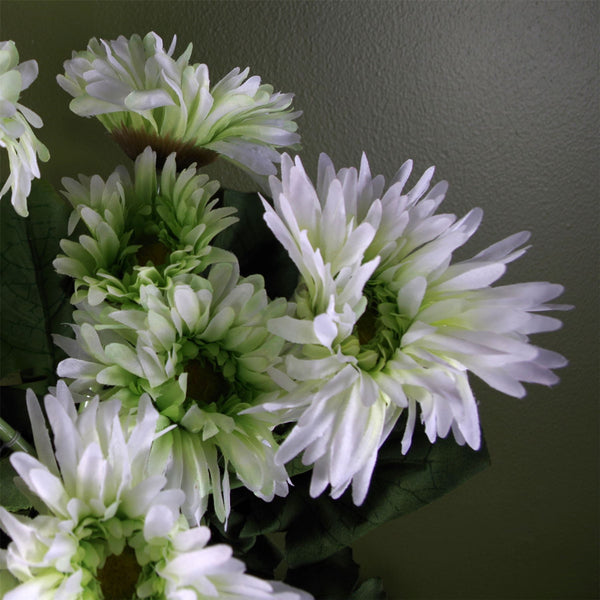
[257,153,569,505]
[0,28,570,600]
[0,383,310,599]
[50,33,302,527]
[0,40,49,217]
[57,32,300,181]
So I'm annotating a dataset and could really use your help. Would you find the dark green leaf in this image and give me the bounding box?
[236,420,490,567]
[0,386,34,447]
[214,190,298,299]
[0,180,72,382]
[285,547,359,600]
[286,426,489,567]
[0,457,31,511]
[237,485,305,539]
[350,578,388,600]
[207,503,282,580]
[241,535,283,581]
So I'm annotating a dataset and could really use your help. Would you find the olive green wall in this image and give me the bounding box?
[1,1,598,598]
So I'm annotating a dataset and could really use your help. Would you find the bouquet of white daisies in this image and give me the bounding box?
[0,33,569,599]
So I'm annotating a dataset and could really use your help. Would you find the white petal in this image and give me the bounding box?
[16,59,38,90]
[396,277,427,319]
[125,88,175,110]
[268,316,319,345]
[313,313,338,348]
[26,390,59,477]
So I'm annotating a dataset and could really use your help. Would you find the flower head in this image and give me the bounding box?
[53,147,237,305]
[0,382,311,599]
[56,262,290,523]
[57,32,300,181]
[0,40,49,217]
[258,153,569,505]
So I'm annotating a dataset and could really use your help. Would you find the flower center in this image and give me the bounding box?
[356,304,378,345]
[352,285,405,371]
[97,546,142,600]
[185,358,231,406]
[135,236,171,267]
[111,125,219,171]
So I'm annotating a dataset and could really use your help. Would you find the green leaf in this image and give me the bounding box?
[207,504,282,581]
[0,457,31,511]
[0,179,72,382]
[236,420,490,567]
[214,190,298,299]
[350,578,388,600]
[285,547,359,600]
[0,386,34,446]
[241,535,283,581]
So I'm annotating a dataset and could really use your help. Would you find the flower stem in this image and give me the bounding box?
[0,417,34,455]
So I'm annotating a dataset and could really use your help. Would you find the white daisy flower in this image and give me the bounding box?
[56,262,290,523]
[0,40,49,217]
[57,32,300,181]
[0,382,311,600]
[257,153,569,505]
[53,147,237,306]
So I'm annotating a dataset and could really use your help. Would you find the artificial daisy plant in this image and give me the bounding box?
[0,33,569,599]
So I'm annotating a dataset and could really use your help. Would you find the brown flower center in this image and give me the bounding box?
[135,237,171,267]
[111,126,219,171]
[185,358,230,405]
[356,304,378,345]
[97,546,142,600]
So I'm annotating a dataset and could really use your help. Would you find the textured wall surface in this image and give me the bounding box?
[1,1,598,598]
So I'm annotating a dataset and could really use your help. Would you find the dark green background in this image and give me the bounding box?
[1,1,598,598]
